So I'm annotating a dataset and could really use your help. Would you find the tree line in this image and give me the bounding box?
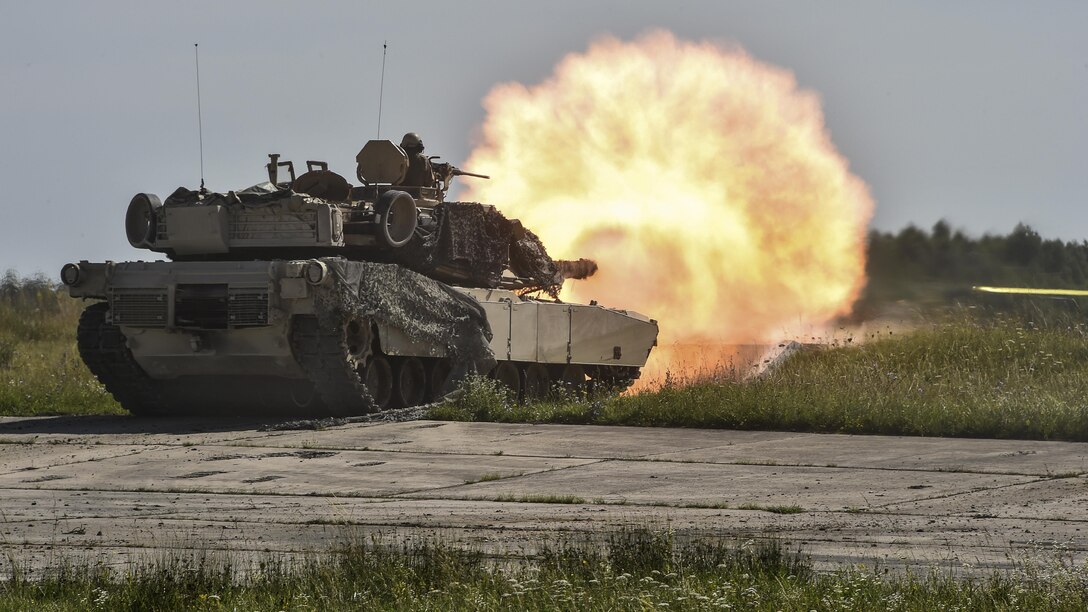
[867,221,1088,290]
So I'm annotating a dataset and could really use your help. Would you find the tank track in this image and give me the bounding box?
[290,316,377,416]
[77,302,168,416]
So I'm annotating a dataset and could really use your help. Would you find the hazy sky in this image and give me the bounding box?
[1,1,1085,276]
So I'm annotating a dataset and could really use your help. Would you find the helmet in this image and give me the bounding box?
[400,132,424,150]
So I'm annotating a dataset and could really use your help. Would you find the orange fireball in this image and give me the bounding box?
[465,31,873,375]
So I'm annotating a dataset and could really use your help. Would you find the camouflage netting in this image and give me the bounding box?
[436,202,513,286]
[311,259,496,393]
[396,202,569,296]
[163,184,311,209]
[508,222,563,294]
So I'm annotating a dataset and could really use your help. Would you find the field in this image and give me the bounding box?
[0,274,120,417]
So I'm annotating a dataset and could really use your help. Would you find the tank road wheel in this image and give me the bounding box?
[394,357,427,408]
[490,361,522,401]
[344,319,371,362]
[428,358,453,400]
[363,355,394,410]
[522,363,551,400]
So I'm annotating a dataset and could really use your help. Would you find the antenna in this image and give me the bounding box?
[194,43,205,191]
[376,41,387,139]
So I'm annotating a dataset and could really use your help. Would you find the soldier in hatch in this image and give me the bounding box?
[398,132,436,188]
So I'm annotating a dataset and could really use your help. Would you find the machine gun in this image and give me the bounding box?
[432,160,489,192]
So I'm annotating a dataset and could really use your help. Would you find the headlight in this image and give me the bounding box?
[60,263,82,286]
[125,193,162,248]
[304,261,328,285]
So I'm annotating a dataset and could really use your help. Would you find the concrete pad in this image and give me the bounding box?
[650,433,1088,477]
[265,420,800,458]
[2,490,1083,577]
[879,475,1088,520]
[1,416,1086,578]
[0,442,171,478]
[412,459,1038,510]
[0,444,591,497]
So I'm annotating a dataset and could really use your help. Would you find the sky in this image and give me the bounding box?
[1,0,1085,277]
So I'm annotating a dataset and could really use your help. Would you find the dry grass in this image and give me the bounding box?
[0,273,121,416]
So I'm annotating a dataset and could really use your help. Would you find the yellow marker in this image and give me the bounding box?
[973,286,1088,297]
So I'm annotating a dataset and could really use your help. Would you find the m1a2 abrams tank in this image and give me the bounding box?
[61,139,659,416]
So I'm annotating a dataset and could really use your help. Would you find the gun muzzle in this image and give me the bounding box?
[457,171,490,180]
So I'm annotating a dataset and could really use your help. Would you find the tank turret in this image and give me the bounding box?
[124,140,587,295]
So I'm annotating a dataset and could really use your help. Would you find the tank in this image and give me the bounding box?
[61,141,659,416]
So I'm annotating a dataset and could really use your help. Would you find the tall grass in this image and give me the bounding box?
[433,313,1088,442]
[0,271,121,416]
[2,529,1087,610]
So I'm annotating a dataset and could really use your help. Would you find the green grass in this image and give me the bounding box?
[2,528,1087,610]
[432,314,1088,442]
[0,274,121,417]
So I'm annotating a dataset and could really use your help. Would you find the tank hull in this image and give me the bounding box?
[67,258,658,416]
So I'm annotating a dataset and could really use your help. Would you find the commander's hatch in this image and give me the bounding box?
[356,140,408,184]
